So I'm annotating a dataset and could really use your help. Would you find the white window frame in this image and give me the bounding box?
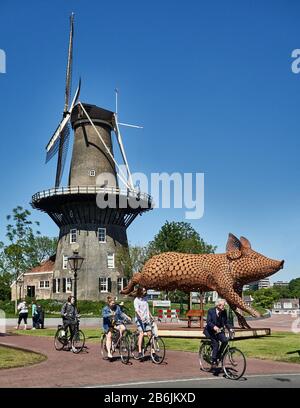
[117,277,125,292]
[66,277,72,293]
[70,229,77,244]
[63,255,69,270]
[54,278,60,293]
[89,169,96,177]
[100,277,108,293]
[98,227,106,243]
[39,280,50,289]
[107,253,115,269]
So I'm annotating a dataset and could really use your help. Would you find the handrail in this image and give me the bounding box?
[31,185,152,203]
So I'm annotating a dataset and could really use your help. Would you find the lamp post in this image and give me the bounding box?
[67,251,84,305]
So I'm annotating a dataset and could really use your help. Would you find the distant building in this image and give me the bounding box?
[242,295,254,307]
[273,281,289,287]
[258,278,271,290]
[11,255,55,301]
[272,299,300,315]
[243,281,259,291]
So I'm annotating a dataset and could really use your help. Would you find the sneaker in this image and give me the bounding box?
[71,346,77,353]
[107,352,113,359]
[31,328,36,330]
[137,352,143,360]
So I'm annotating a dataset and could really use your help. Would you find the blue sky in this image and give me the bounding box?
[0,0,299,282]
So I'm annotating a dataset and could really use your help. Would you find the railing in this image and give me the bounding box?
[31,185,152,204]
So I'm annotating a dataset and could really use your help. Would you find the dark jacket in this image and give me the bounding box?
[204,307,232,337]
[61,302,78,321]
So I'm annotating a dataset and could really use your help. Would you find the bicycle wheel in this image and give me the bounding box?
[72,329,85,353]
[130,332,141,359]
[199,341,213,372]
[54,327,67,351]
[150,336,165,364]
[119,336,130,364]
[222,347,246,380]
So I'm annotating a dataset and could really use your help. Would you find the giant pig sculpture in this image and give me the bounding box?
[121,233,284,328]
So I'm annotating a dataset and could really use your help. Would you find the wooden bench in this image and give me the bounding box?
[185,309,205,328]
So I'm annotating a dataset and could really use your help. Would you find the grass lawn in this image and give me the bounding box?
[0,346,46,369]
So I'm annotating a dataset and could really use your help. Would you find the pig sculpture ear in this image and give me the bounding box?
[226,233,241,252]
[226,233,242,260]
[240,236,251,249]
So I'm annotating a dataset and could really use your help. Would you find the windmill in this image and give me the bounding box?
[31,13,153,301]
[45,14,142,191]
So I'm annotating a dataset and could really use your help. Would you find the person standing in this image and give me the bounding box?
[60,296,79,352]
[134,287,154,360]
[16,299,28,330]
[31,300,38,330]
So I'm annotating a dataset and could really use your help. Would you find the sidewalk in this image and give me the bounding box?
[0,333,299,388]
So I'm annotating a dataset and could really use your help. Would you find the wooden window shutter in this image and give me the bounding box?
[108,278,112,293]
[63,278,66,293]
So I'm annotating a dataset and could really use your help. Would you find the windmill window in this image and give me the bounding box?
[89,170,96,177]
[63,255,69,270]
[117,278,128,292]
[107,253,115,269]
[98,228,106,243]
[66,278,72,293]
[99,277,109,293]
[70,229,77,244]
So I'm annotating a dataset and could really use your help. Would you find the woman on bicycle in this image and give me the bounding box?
[134,287,154,360]
[102,296,131,359]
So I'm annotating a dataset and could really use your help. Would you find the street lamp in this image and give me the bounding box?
[67,251,84,305]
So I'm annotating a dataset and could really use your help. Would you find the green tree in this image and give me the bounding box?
[253,288,280,310]
[116,245,148,278]
[147,221,216,256]
[147,221,216,308]
[289,278,300,298]
[0,272,13,301]
[31,236,57,264]
[0,207,41,311]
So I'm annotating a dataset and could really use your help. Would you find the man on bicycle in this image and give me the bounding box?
[134,287,156,360]
[102,296,131,359]
[61,296,79,352]
[203,298,233,369]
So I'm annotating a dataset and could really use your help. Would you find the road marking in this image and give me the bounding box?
[85,373,300,388]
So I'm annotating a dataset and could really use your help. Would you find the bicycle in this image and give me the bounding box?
[198,329,246,380]
[100,321,131,364]
[130,318,165,364]
[54,318,85,354]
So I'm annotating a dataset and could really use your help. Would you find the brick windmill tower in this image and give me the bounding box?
[31,14,152,301]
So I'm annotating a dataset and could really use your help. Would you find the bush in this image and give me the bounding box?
[0,300,15,315]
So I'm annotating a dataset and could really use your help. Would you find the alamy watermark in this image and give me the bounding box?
[96,169,204,220]
[0,49,6,73]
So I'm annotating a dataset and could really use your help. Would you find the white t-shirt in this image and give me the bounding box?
[134,297,150,322]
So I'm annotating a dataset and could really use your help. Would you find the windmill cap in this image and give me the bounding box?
[71,103,114,129]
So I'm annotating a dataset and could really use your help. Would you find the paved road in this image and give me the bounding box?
[0,333,299,388]
[96,373,300,388]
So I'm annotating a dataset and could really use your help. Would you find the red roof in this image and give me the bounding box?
[26,255,55,273]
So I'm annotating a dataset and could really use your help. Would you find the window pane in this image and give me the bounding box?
[70,229,77,244]
[107,253,115,269]
[98,228,106,243]
[40,281,44,288]
[45,281,49,288]
[100,277,108,292]
[63,255,68,269]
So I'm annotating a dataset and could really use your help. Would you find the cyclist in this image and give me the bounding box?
[102,296,131,359]
[61,296,79,352]
[133,287,157,360]
[203,298,234,369]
